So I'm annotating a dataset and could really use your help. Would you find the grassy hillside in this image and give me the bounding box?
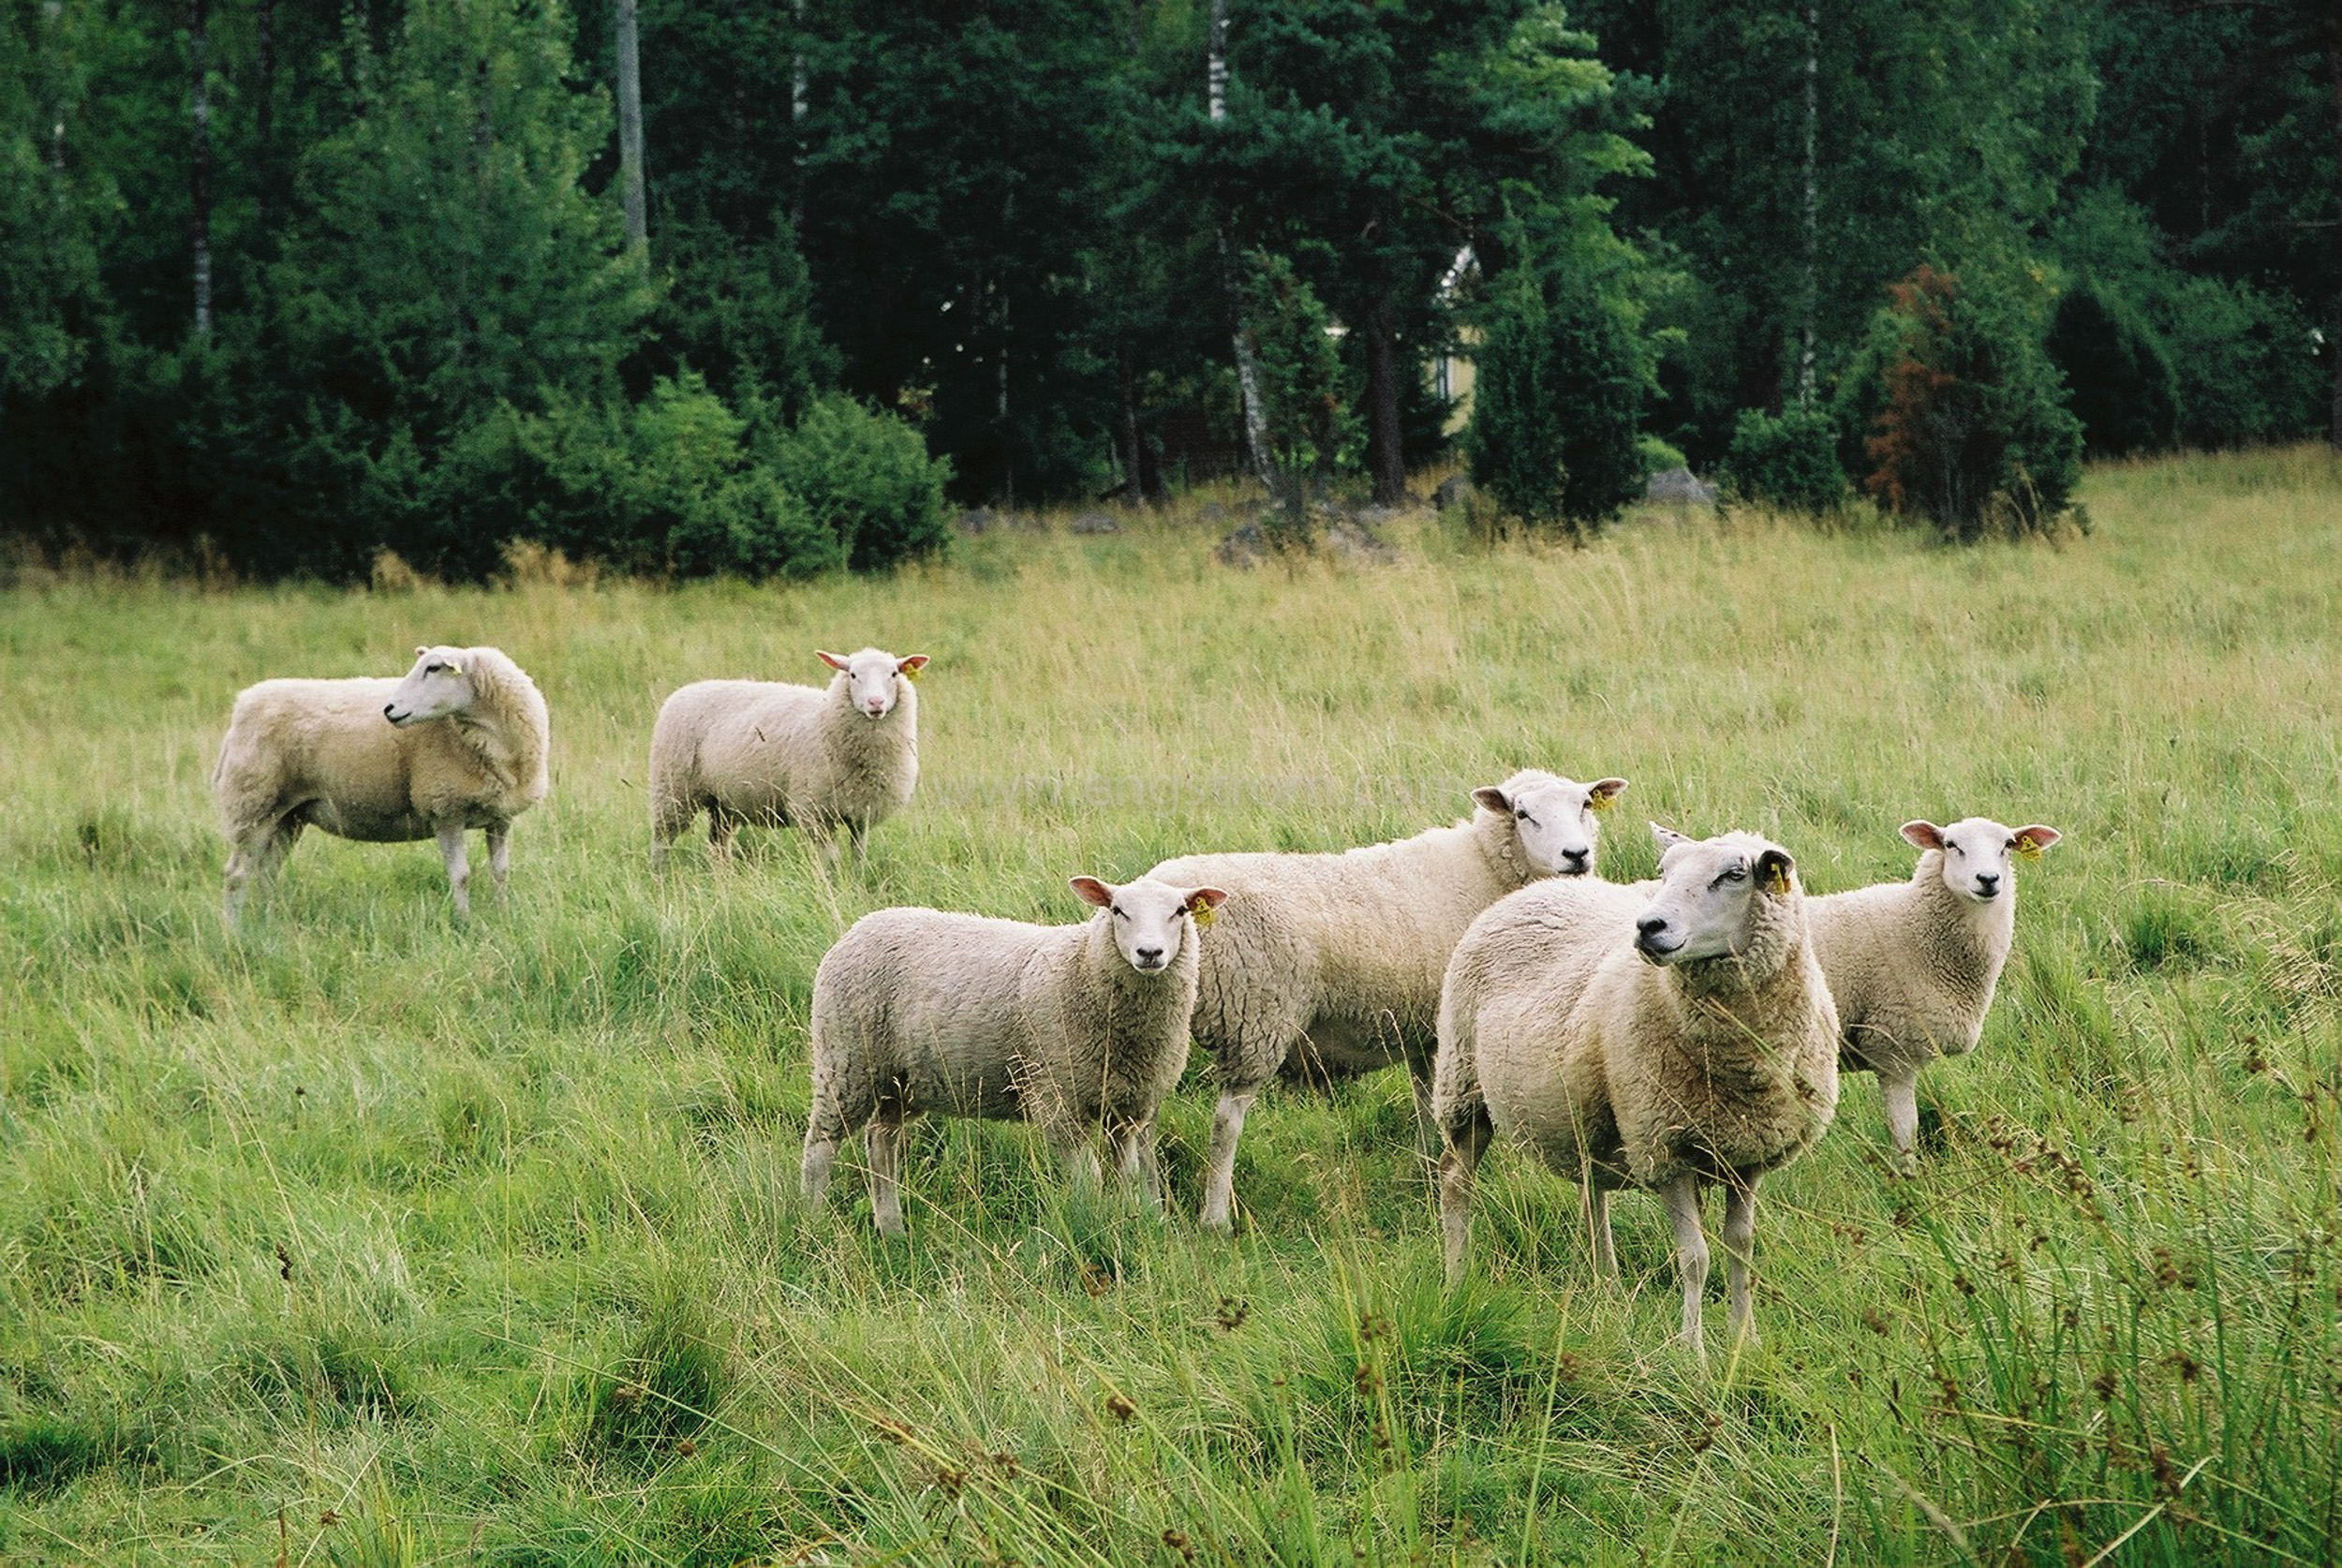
[3,451,2339,1565]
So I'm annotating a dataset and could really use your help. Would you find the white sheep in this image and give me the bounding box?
[648,647,927,872]
[1434,824,1839,1359]
[800,874,1230,1235]
[214,644,551,925]
[1805,817,2062,1167]
[1148,770,1629,1233]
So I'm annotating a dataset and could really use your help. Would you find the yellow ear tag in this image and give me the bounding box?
[900,663,921,683]
[1192,902,1217,929]
[2015,839,2043,862]
[1589,791,1616,813]
[1762,863,1791,895]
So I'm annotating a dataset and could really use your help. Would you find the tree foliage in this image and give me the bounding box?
[1847,266,2083,541]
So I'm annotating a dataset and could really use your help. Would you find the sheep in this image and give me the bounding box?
[1148,770,1630,1233]
[1804,817,2063,1168]
[1433,824,1839,1360]
[648,647,927,873]
[214,644,551,925]
[800,874,1229,1235]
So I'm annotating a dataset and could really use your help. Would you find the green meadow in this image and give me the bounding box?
[3,450,2340,1565]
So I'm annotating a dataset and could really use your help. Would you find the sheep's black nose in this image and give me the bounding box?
[1561,848,1590,871]
[1976,872,2000,893]
[1135,946,1164,965]
[383,703,397,718]
[1637,916,1668,939]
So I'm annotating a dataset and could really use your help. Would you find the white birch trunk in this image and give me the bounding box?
[615,0,647,256]
[1797,0,1817,408]
[1210,0,1277,493]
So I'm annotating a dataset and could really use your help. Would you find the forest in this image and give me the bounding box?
[1,0,2335,578]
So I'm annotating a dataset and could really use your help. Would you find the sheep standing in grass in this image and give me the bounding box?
[214,644,550,925]
[1149,770,1629,1233]
[1806,818,2062,1168]
[1434,825,1839,1359]
[801,875,1230,1235]
[648,647,927,872]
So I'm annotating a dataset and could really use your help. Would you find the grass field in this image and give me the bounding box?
[4,449,2340,1566]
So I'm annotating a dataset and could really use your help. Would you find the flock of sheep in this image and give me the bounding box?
[212,642,2060,1360]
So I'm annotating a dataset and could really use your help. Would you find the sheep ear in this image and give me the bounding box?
[1069,876,1115,909]
[897,654,928,681]
[415,645,429,659]
[1588,777,1628,812]
[1901,821,1946,851]
[1472,786,1512,816]
[816,650,850,673]
[1650,821,1690,851]
[1756,848,1795,895]
[2014,824,2061,859]
[1186,886,1227,928]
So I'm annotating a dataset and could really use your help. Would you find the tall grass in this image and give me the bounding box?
[1,448,2338,1563]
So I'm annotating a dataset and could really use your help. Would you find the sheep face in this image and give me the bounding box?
[1634,825,1797,966]
[1473,772,1629,878]
[1903,818,2062,905]
[818,647,929,720]
[1071,875,1228,974]
[385,645,475,727]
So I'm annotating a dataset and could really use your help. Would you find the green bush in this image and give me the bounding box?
[1238,250,1355,542]
[441,377,847,581]
[1841,264,2083,541]
[1717,406,1846,513]
[2045,279,2177,457]
[1465,268,1645,536]
[770,394,953,570]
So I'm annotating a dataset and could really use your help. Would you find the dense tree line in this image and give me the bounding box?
[1,0,2332,576]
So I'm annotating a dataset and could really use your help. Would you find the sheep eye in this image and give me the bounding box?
[425,662,444,674]
[1516,810,1535,825]
[1949,844,1964,856]
[1111,906,1125,919]
[1719,865,1747,884]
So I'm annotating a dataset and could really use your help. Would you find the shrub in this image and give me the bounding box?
[1717,407,1846,513]
[2045,280,2178,457]
[1465,268,1646,536]
[1238,250,1354,544]
[770,394,953,570]
[1845,265,2083,541]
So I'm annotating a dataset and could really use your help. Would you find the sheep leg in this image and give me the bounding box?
[1055,1129,1104,1195]
[801,1111,842,1209]
[1199,1087,1259,1235]
[1883,1072,1920,1172]
[1110,1120,1162,1209]
[1407,1063,1442,1170]
[1722,1177,1760,1346]
[1660,1174,1710,1364]
[1438,1116,1491,1285]
[485,823,511,897]
[649,791,695,873]
[1587,1187,1618,1280]
[223,817,299,925]
[866,1119,906,1235]
[706,806,738,869]
[437,825,472,917]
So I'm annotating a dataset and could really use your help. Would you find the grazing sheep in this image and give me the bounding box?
[214,644,551,925]
[1434,824,1839,1359]
[800,874,1230,1235]
[1149,770,1629,1233]
[1805,817,2062,1167]
[648,647,928,872]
